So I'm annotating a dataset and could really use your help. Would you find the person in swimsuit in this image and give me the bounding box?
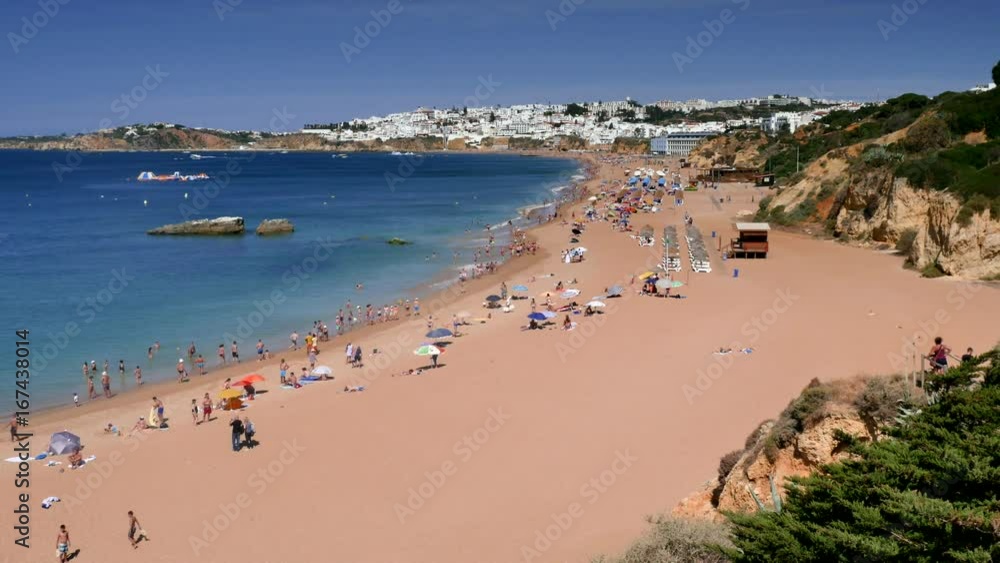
[191,399,199,424]
[101,371,111,398]
[928,336,952,372]
[196,354,206,375]
[134,365,143,386]
[128,510,144,548]
[202,393,213,423]
[56,525,70,562]
[231,341,240,363]
[218,344,226,365]
[279,359,289,384]
[152,397,164,427]
[9,416,18,442]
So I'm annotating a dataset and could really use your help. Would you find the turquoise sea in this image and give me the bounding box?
[0,150,580,409]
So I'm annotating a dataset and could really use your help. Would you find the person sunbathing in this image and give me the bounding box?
[68,450,84,469]
[130,417,149,434]
[585,306,595,316]
[563,316,572,330]
[343,385,366,393]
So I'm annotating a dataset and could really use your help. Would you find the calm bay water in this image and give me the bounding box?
[0,150,579,408]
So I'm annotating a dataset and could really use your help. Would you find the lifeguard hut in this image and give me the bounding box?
[730,222,770,259]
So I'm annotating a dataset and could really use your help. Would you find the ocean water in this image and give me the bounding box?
[0,150,579,408]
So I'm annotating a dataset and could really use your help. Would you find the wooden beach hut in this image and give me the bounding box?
[729,222,770,259]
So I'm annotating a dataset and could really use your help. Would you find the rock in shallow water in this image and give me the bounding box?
[147,217,245,235]
[256,218,295,236]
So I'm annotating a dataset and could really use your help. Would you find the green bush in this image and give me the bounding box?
[853,375,913,427]
[594,515,733,563]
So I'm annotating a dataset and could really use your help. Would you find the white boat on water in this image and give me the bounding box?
[390,151,403,156]
[280,150,289,154]
[190,154,203,160]
[403,151,415,156]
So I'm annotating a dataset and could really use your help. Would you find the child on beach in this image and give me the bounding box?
[56,525,70,562]
[73,393,79,407]
[202,394,213,423]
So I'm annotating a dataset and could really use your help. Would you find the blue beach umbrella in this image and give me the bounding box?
[512,284,528,292]
[607,285,624,296]
[426,328,453,339]
[527,312,546,321]
[541,311,557,319]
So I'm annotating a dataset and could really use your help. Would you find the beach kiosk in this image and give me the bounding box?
[730,222,770,259]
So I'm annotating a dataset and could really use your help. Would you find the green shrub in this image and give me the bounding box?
[594,515,733,563]
[854,375,913,427]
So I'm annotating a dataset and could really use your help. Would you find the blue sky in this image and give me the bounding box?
[1,0,997,135]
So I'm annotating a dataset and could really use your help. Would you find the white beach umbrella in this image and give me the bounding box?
[312,365,333,376]
[585,300,606,308]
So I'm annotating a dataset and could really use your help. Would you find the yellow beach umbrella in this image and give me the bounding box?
[219,388,242,399]
[638,271,657,280]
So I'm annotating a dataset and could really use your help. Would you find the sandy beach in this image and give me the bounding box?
[4,153,998,563]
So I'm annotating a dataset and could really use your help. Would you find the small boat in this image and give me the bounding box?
[137,171,210,182]
[390,151,403,156]
[280,150,289,154]
[403,151,415,156]
[190,154,203,160]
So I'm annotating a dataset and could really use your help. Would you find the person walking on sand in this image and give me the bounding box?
[9,415,18,442]
[353,345,363,368]
[243,416,255,449]
[56,524,71,562]
[345,343,353,365]
[217,344,226,365]
[230,415,244,452]
[152,397,164,427]
[101,371,111,398]
[127,510,146,548]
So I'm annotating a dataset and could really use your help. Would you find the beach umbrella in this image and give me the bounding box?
[527,312,547,321]
[312,366,333,376]
[426,328,453,339]
[654,278,673,289]
[585,300,606,308]
[669,280,684,288]
[607,285,624,296]
[485,295,502,302]
[414,344,442,356]
[512,285,528,292]
[638,271,656,280]
[48,431,81,455]
[230,380,251,387]
[242,374,265,383]
[220,389,243,399]
[541,311,557,319]
[561,289,580,299]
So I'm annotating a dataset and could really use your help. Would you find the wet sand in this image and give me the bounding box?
[2,155,997,562]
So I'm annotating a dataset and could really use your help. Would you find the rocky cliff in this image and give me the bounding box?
[687,130,769,170]
[673,376,900,521]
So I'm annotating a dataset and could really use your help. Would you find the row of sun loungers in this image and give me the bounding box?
[685,224,712,273]
[661,226,681,272]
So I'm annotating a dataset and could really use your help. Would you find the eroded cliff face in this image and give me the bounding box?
[770,163,1000,279]
[674,399,871,521]
[688,131,769,170]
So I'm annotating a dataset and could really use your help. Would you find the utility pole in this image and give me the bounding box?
[796,145,800,173]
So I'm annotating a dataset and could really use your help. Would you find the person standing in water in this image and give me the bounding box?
[134,365,143,386]
[101,371,111,398]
